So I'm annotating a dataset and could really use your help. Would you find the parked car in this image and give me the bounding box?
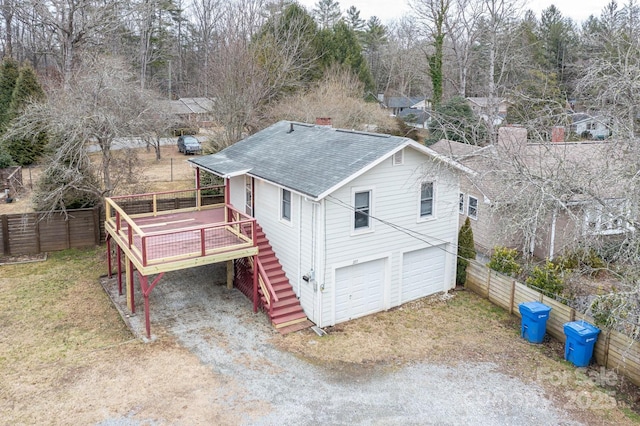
[177,135,202,155]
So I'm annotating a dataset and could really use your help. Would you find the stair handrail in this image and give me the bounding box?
[256,257,279,304]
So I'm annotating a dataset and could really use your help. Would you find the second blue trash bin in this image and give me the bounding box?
[564,321,600,367]
[519,301,552,343]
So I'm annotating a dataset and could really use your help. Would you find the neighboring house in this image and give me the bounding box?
[166,97,215,127]
[398,108,430,129]
[466,97,509,126]
[431,127,631,260]
[190,120,467,327]
[570,113,611,140]
[383,96,427,116]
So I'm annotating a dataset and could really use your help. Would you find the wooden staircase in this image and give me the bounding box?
[235,224,311,334]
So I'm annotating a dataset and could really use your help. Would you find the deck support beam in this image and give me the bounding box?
[138,272,165,339]
[227,260,233,289]
[126,258,135,313]
[252,254,258,313]
[117,245,122,295]
[106,236,112,279]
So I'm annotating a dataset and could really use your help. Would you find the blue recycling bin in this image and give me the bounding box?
[564,321,600,367]
[519,301,552,343]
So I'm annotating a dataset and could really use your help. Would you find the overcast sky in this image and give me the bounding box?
[297,0,606,25]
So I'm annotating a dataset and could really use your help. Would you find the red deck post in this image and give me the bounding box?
[116,246,122,296]
[140,274,151,339]
[138,272,164,340]
[128,259,135,314]
[106,236,112,279]
[253,254,258,313]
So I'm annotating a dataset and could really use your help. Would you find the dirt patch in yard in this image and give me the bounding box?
[275,290,640,425]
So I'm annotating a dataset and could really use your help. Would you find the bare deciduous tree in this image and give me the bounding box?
[2,54,167,211]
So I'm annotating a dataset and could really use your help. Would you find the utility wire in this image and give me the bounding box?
[325,195,464,260]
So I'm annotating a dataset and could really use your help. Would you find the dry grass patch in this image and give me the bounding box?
[275,290,640,425]
[0,247,263,424]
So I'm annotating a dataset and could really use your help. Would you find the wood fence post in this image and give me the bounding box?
[486,268,491,299]
[509,280,516,314]
[1,214,9,255]
[93,207,101,245]
[66,215,71,249]
[569,307,576,322]
[603,329,611,367]
[34,213,40,254]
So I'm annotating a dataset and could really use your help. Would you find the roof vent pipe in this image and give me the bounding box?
[287,122,294,133]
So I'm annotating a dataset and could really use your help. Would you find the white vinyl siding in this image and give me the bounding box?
[250,180,298,297]
[319,148,459,326]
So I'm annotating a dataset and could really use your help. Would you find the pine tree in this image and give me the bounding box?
[0,59,19,132]
[4,64,47,165]
[457,217,476,286]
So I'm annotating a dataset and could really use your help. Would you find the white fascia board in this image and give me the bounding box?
[314,139,476,201]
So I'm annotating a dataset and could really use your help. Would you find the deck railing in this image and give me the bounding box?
[108,186,225,217]
[105,188,256,267]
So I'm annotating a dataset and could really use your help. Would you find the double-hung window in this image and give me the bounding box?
[420,182,434,218]
[354,190,371,230]
[468,195,478,219]
[281,189,291,221]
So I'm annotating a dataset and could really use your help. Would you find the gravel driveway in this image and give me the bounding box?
[104,264,582,425]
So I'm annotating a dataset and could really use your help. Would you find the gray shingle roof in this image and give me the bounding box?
[189,121,411,199]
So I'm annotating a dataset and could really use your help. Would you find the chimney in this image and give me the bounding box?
[497,125,527,150]
[551,126,565,143]
[315,117,332,127]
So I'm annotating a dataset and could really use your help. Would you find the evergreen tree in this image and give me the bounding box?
[344,6,365,31]
[457,217,476,286]
[3,64,47,166]
[427,96,487,145]
[317,21,374,91]
[312,0,341,29]
[0,59,19,131]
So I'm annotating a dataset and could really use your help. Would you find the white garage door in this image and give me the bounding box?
[401,246,446,303]
[334,258,385,323]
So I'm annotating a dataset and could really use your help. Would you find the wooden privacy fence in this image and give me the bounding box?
[466,260,640,387]
[0,194,226,257]
[1,207,102,256]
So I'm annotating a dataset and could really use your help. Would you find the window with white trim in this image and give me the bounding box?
[281,189,291,221]
[354,190,371,230]
[420,182,434,218]
[459,193,465,214]
[468,196,478,219]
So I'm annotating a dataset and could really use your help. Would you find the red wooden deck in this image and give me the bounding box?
[105,195,257,275]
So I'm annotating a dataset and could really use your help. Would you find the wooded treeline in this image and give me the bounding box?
[0,0,637,124]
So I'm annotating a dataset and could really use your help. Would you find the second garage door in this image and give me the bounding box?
[334,258,386,323]
[401,246,446,303]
